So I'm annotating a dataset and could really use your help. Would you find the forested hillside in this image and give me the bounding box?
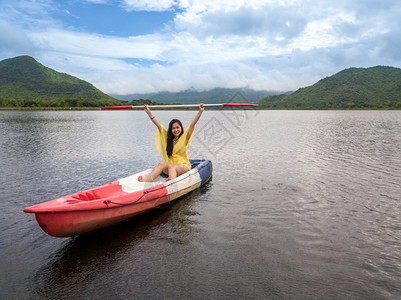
[259,66,401,109]
[0,56,126,108]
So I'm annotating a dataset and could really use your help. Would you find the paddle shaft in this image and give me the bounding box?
[98,103,258,110]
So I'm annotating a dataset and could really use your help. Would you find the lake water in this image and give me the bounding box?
[1,110,400,299]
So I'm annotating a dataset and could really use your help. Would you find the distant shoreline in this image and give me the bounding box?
[1,107,400,111]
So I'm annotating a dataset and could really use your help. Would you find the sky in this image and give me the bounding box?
[1,0,401,96]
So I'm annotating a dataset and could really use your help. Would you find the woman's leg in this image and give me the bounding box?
[138,161,168,182]
[166,164,189,181]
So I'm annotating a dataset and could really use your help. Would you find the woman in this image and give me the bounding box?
[138,103,204,182]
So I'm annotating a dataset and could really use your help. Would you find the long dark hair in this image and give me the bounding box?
[166,119,184,157]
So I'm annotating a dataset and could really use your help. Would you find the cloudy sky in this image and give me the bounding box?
[1,0,400,96]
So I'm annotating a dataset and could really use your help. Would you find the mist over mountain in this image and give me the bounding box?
[111,88,280,104]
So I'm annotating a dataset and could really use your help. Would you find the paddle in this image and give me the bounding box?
[98,103,258,110]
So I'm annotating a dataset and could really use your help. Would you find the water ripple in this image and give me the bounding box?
[1,110,401,299]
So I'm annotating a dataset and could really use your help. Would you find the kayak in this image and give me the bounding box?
[24,159,212,237]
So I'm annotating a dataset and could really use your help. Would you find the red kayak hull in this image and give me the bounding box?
[35,196,169,237]
[24,160,212,237]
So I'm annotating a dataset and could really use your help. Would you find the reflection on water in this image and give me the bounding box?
[1,110,401,299]
[33,188,203,299]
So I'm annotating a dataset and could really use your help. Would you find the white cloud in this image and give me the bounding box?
[85,0,110,4]
[176,1,308,42]
[29,29,168,60]
[0,0,60,29]
[0,20,36,56]
[1,0,401,94]
[121,0,176,11]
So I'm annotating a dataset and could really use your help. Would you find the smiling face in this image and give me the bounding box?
[171,122,182,138]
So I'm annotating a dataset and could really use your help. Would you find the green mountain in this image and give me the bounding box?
[112,87,278,104]
[4,56,399,109]
[259,66,401,109]
[0,56,124,108]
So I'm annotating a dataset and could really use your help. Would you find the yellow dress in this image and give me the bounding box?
[154,125,195,170]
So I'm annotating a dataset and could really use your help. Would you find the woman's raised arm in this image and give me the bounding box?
[186,103,204,145]
[144,104,162,132]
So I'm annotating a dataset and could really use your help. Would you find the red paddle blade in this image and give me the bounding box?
[223,103,258,107]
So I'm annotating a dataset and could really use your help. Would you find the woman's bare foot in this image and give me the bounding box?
[138,176,144,182]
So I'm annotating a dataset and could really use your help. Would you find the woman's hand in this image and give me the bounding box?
[144,104,151,115]
[144,104,154,119]
[144,104,161,132]
[186,103,204,145]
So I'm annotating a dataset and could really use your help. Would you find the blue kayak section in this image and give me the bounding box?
[190,159,213,186]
